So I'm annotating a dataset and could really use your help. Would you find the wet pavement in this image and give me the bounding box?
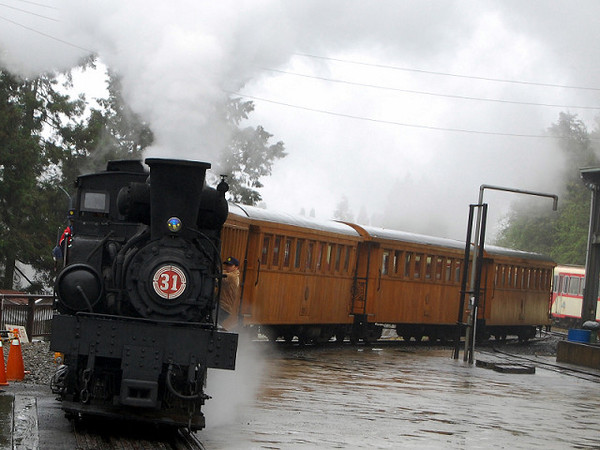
[202,341,600,449]
[1,339,599,449]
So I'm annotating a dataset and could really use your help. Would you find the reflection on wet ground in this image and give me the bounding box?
[0,395,12,449]
[202,344,600,449]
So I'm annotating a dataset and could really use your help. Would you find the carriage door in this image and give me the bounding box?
[352,242,373,315]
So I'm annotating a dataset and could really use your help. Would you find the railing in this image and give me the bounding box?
[0,294,55,340]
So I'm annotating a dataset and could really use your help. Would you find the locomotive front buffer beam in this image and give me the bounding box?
[50,313,238,409]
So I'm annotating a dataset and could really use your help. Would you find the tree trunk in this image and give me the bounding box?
[2,257,15,290]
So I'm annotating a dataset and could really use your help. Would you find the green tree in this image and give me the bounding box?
[219,98,286,205]
[60,69,153,184]
[496,112,597,264]
[0,69,88,291]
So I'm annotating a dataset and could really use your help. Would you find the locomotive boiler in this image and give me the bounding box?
[50,158,238,430]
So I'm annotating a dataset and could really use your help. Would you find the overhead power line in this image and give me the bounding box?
[262,67,600,111]
[0,2,58,21]
[11,0,58,9]
[227,91,580,140]
[295,53,600,92]
[0,14,92,53]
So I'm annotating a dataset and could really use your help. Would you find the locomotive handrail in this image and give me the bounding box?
[85,231,114,263]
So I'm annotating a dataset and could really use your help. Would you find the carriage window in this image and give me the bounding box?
[272,236,282,266]
[306,241,314,270]
[568,276,579,295]
[454,260,462,283]
[543,270,550,291]
[425,256,432,279]
[553,275,564,294]
[326,244,333,271]
[394,251,402,275]
[414,254,423,279]
[261,235,271,265]
[295,239,304,269]
[316,242,324,270]
[382,251,390,276]
[519,268,525,289]
[507,267,512,287]
[513,267,519,288]
[344,246,351,272]
[283,239,292,267]
[335,246,343,271]
[445,259,452,282]
[404,253,412,278]
[435,257,443,280]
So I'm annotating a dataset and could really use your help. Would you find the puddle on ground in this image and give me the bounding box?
[201,344,600,449]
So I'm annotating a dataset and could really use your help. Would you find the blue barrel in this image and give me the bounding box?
[567,329,591,343]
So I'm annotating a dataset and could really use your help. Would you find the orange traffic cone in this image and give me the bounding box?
[0,339,8,386]
[6,330,24,381]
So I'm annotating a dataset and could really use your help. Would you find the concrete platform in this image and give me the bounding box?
[556,340,600,369]
[0,390,38,450]
[0,383,76,450]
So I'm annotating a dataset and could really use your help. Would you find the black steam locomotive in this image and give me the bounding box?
[50,158,238,430]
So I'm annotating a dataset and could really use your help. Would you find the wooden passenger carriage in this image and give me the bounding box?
[346,224,468,342]
[221,203,555,343]
[222,204,361,343]
[480,246,554,340]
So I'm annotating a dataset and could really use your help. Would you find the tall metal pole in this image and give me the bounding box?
[453,205,475,360]
[580,168,600,323]
[466,204,487,364]
[460,185,558,364]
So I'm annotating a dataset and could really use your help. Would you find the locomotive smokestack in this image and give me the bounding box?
[145,158,211,240]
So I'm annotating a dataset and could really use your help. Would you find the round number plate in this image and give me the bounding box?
[152,265,187,299]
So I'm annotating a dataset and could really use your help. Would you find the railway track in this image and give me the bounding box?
[477,332,600,383]
[71,419,206,450]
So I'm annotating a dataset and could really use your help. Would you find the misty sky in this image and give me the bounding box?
[1,1,599,242]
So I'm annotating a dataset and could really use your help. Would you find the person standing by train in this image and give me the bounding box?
[219,256,241,331]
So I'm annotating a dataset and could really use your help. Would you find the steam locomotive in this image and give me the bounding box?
[50,158,238,431]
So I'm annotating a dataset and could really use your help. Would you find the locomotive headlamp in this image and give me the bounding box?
[167,217,182,233]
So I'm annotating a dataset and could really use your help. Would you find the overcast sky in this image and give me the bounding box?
[1,1,599,241]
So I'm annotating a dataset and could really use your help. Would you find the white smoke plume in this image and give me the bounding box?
[1,1,599,240]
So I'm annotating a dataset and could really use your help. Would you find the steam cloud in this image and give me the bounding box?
[0,1,598,240]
